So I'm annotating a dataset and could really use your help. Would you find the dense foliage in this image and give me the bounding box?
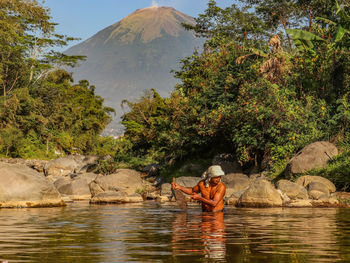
[121,0,349,179]
[0,0,114,158]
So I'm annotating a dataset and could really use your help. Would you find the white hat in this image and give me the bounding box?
[202,165,224,187]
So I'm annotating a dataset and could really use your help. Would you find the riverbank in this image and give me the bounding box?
[0,141,350,209]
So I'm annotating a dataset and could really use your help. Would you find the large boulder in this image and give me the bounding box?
[160,183,172,196]
[0,163,65,208]
[90,191,143,204]
[70,172,97,184]
[174,176,202,188]
[285,141,338,176]
[94,169,144,195]
[307,181,330,200]
[55,178,91,200]
[44,156,83,177]
[295,175,336,193]
[222,173,250,197]
[276,179,308,200]
[237,179,282,207]
[76,155,99,173]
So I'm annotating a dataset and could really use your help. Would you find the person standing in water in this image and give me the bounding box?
[171,165,226,212]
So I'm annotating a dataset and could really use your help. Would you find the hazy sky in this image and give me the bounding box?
[45,0,234,50]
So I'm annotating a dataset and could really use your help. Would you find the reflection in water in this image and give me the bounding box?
[0,202,349,262]
[172,212,226,261]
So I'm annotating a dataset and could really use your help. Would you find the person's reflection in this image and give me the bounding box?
[172,212,226,261]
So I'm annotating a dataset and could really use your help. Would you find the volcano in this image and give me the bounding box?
[65,6,203,134]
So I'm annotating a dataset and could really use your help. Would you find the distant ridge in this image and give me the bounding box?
[65,6,203,135]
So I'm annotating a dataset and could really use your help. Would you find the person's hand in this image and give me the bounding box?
[191,193,201,200]
[171,182,179,190]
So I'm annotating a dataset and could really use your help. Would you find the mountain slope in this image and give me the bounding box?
[65,7,203,134]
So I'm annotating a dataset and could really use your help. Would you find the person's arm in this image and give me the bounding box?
[172,182,200,195]
[192,184,226,207]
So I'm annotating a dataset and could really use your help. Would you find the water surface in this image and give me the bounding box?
[0,202,349,262]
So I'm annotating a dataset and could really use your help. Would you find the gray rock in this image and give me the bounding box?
[44,156,82,177]
[89,181,104,197]
[222,173,250,198]
[277,189,291,203]
[54,177,72,190]
[70,172,97,184]
[76,155,99,173]
[237,179,282,207]
[307,181,330,195]
[309,190,328,200]
[90,191,143,204]
[295,175,336,193]
[0,163,64,208]
[94,169,144,195]
[56,179,91,200]
[160,183,172,196]
[276,179,308,200]
[175,176,202,188]
[285,199,313,207]
[143,164,160,177]
[285,141,338,176]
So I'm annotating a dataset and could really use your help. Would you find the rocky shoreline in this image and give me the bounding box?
[0,141,349,209]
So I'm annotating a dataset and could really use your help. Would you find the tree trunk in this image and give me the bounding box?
[46,138,49,156]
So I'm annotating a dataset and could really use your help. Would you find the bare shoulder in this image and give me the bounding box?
[218,182,226,191]
[198,180,206,188]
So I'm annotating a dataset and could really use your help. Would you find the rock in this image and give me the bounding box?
[46,174,64,183]
[212,153,243,174]
[76,155,99,173]
[308,190,328,200]
[308,181,330,196]
[237,179,282,207]
[145,192,160,200]
[276,179,308,200]
[61,195,74,203]
[54,177,72,190]
[0,162,65,208]
[160,183,172,196]
[70,172,97,184]
[295,175,336,193]
[225,190,245,206]
[285,199,313,207]
[174,176,202,188]
[277,189,291,203]
[143,164,160,177]
[56,179,91,200]
[312,197,339,206]
[285,141,338,176]
[225,197,238,206]
[0,158,48,173]
[94,169,144,195]
[222,173,250,198]
[44,156,82,177]
[156,195,171,202]
[90,191,143,204]
[145,175,165,187]
[332,192,350,200]
[89,181,104,197]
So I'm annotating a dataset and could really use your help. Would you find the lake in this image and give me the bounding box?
[0,202,349,262]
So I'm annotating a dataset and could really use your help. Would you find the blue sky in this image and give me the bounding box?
[45,0,234,50]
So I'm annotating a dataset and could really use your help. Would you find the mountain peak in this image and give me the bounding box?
[105,6,195,44]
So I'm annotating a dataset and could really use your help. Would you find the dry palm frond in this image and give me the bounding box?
[269,35,281,51]
[260,56,285,82]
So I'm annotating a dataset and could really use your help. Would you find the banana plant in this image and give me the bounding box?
[286,0,349,52]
